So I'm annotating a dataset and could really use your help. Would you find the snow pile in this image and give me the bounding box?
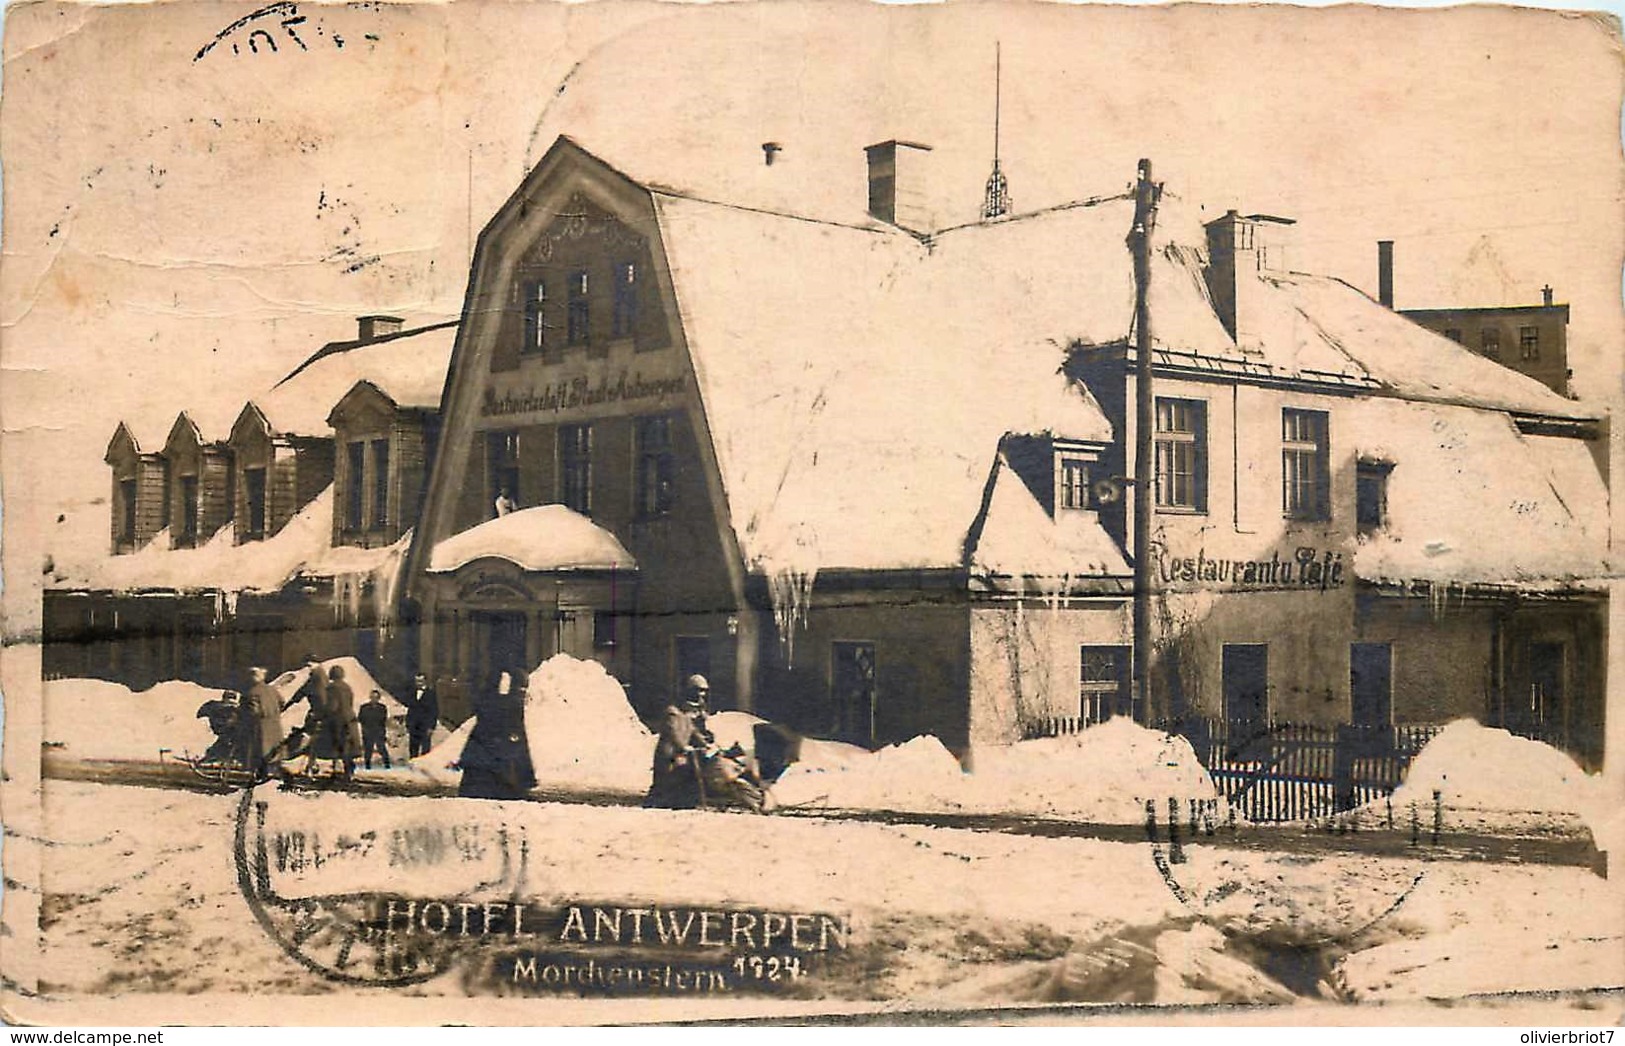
[44,677,225,762]
[771,718,1220,825]
[408,655,653,794]
[427,506,636,574]
[1386,719,1608,838]
[769,735,967,811]
[706,710,767,753]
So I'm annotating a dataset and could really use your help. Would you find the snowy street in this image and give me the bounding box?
[25,776,1624,1015]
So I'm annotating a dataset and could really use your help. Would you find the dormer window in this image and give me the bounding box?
[119,478,137,544]
[1058,458,1090,511]
[245,467,267,539]
[179,475,199,544]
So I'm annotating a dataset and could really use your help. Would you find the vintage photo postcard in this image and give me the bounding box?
[2,0,1623,1026]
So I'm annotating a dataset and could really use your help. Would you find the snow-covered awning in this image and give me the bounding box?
[426,505,637,574]
[1351,399,1608,588]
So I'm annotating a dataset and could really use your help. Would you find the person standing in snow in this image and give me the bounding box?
[283,654,330,776]
[645,674,716,809]
[245,666,285,777]
[458,669,536,801]
[357,689,391,770]
[324,664,362,780]
[405,673,439,758]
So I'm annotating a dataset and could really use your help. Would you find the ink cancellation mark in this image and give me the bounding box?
[194,2,382,62]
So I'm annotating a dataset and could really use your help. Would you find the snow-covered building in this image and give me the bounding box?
[42,318,457,690]
[396,137,1609,766]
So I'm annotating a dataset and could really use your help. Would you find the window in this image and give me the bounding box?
[245,467,267,538]
[223,457,236,522]
[1282,408,1330,521]
[567,269,590,347]
[345,442,366,530]
[1520,326,1540,360]
[1058,458,1089,511]
[611,261,638,339]
[1356,460,1392,534]
[593,610,619,649]
[371,438,390,528]
[831,641,877,746]
[1155,397,1207,511]
[119,478,137,542]
[487,431,521,514]
[179,475,199,543]
[1443,328,1463,344]
[559,424,593,516]
[1480,328,1501,359]
[521,280,547,356]
[160,459,172,530]
[1079,645,1130,725]
[636,414,677,518]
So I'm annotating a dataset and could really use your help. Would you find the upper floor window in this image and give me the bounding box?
[179,475,199,543]
[224,457,236,522]
[636,414,677,519]
[160,459,173,531]
[119,478,137,543]
[521,280,548,357]
[567,270,590,347]
[371,438,390,528]
[488,431,521,516]
[1480,328,1501,358]
[1356,460,1392,535]
[1443,328,1463,344]
[1282,408,1330,522]
[1058,458,1089,511]
[560,424,593,516]
[345,441,366,530]
[612,261,638,339]
[1520,326,1540,360]
[245,467,267,539]
[1155,397,1207,512]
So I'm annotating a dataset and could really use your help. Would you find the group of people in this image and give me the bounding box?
[194,657,442,783]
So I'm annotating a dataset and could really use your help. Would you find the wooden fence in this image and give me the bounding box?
[1024,714,1441,822]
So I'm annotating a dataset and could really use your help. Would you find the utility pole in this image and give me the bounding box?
[1130,158,1160,725]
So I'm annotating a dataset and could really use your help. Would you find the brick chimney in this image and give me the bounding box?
[1378,241,1394,308]
[1204,211,1294,349]
[357,315,404,343]
[865,140,934,233]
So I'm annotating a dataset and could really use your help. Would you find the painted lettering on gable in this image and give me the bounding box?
[481,371,687,418]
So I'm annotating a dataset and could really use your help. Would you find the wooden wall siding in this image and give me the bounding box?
[270,444,301,537]
[294,439,336,515]
[134,457,167,548]
[199,448,234,540]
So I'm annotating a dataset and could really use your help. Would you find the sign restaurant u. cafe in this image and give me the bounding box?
[1155,545,1346,592]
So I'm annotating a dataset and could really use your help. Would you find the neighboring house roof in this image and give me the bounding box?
[427,505,637,574]
[1351,399,1608,587]
[251,321,457,437]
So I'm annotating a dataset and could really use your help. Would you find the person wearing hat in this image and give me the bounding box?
[244,666,285,778]
[458,669,536,800]
[645,674,717,809]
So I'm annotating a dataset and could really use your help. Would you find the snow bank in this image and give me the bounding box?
[771,718,1220,825]
[706,710,767,754]
[427,505,636,574]
[1386,719,1608,839]
[407,655,653,794]
[270,657,408,716]
[44,677,224,762]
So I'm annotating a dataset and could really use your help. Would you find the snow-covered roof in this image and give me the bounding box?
[968,460,1131,583]
[1260,273,1592,421]
[654,192,1143,573]
[1351,398,1609,587]
[426,505,637,574]
[253,321,457,437]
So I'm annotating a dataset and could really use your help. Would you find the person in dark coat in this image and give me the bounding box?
[282,654,331,775]
[645,674,715,809]
[458,670,536,801]
[405,673,439,758]
[244,666,285,776]
[196,690,245,765]
[324,664,362,780]
[357,689,391,770]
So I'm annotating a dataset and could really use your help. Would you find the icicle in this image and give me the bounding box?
[768,565,817,666]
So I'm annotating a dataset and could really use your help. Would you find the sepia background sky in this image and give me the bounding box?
[2,0,1622,607]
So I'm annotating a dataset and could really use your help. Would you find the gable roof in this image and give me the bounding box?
[252,321,457,437]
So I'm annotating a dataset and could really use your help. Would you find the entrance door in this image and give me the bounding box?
[472,611,529,685]
[831,642,877,747]
[1350,642,1393,729]
[1222,644,1269,730]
